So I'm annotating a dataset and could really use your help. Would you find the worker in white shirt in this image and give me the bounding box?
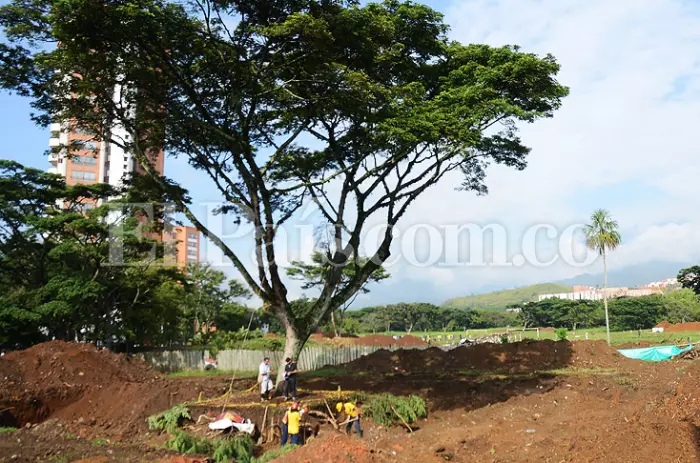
[258,357,274,401]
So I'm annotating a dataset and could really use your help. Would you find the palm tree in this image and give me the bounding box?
[585,209,621,345]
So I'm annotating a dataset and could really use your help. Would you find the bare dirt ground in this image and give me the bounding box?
[2,340,700,462]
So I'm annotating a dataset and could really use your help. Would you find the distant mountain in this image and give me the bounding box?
[442,283,573,311]
[553,260,691,288]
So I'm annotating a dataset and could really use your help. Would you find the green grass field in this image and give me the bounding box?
[367,327,700,346]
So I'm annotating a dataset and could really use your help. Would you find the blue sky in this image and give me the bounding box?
[2,0,699,307]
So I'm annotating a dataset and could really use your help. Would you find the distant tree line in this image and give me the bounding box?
[340,303,520,334]
[329,266,700,335]
[518,290,700,332]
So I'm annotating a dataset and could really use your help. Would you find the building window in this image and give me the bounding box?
[78,140,98,152]
[75,202,95,212]
[187,249,197,257]
[70,170,96,181]
[187,232,197,239]
[71,155,97,166]
[72,125,95,136]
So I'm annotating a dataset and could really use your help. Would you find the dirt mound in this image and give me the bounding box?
[345,340,632,374]
[277,433,370,462]
[353,334,427,347]
[1,340,157,388]
[661,321,700,332]
[0,341,160,429]
[0,342,234,439]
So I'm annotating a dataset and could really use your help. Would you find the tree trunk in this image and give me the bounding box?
[603,250,611,345]
[330,311,339,338]
[275,323,306,388]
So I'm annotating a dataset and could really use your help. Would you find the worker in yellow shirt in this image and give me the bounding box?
[285,402,302,445]
[336,400,364,438]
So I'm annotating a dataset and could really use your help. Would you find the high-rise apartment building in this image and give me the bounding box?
[48,119,199,267]
[164,225,201,267]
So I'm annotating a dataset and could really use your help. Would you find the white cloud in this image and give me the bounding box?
[171,0,700,306]
[355,0,700,304]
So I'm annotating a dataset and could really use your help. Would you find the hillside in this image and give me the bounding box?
[553,260,689,288]
[443,283,573,311]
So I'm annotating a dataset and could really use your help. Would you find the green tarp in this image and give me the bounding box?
[617,345,693,361]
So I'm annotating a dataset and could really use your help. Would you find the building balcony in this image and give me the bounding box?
[48,152,59,164]
[50,122,61,132]
[49,137,60,148]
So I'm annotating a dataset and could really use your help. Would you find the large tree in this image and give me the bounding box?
[663,288,700,323]
[585,209,621,345]
[0,0,568,378]
[678,266,700,295]
[0,161,189,349]
[609,295,665,331]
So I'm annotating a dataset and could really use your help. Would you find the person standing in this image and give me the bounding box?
[286,402,302,445]
[284,357,298,401]
[258,357,273,401]
[280,405,290,446]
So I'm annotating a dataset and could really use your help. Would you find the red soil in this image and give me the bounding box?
[277,433,370,463]
[4,339,700,463]
[0,341,241,439]
[661,321,700,332]
[344,339,632,374]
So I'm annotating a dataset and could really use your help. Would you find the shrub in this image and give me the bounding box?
[165,431,213,455]
[500,334,509,344]
[147,404,191,434]
[237,337,283,351]
[555,327,568,341]
[210,329,283,351]
[366,394,427,428]
[211,435,254,463]
[165,432,254,463]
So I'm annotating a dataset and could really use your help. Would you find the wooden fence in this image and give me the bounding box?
[137,345,396,373]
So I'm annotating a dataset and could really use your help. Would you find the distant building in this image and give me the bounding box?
[538,285,662,302]
[163,225,201,268]
[49,110,200,266]
[647,278,679,289]
[48,118,164,194]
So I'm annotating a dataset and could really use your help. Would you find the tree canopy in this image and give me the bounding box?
[0,161,186,349]
[0,161,261,350]
[585,209,622,257]
[678,266,700,295]
[0,0,568,361]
